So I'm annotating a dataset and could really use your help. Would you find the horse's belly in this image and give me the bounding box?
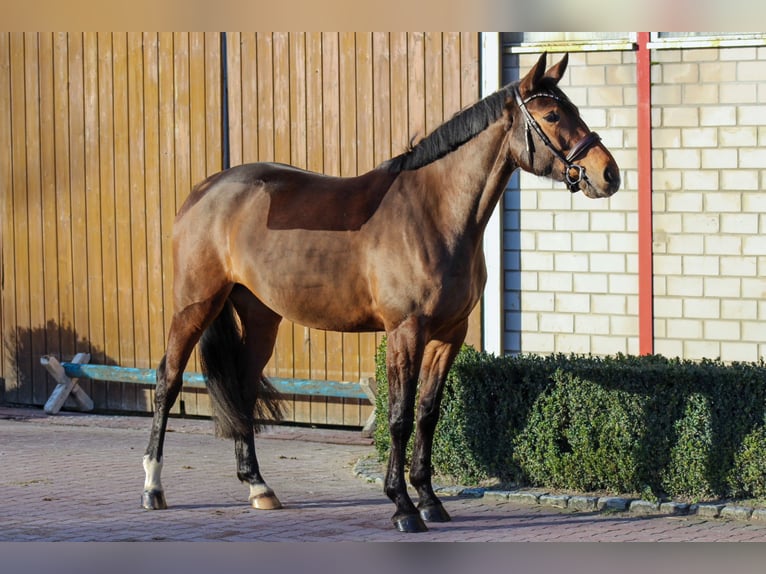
[279,291,383,332]
[245,273,384,333]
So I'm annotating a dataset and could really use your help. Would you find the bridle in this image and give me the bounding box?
[513,86,602,193]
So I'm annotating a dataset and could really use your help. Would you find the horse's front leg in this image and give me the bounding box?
[409,322,467,523]
[384,318,427,532]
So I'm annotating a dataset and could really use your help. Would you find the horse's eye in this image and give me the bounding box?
[543,111,560,123]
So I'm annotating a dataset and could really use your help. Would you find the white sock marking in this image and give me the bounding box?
[248,483,274,500]
[143,455,164,492]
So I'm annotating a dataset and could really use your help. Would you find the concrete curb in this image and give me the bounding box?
[352,456,766,524]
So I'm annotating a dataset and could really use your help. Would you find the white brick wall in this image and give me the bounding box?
[502,50,639,356]
[652,45,766,362]
[500,39,765,363]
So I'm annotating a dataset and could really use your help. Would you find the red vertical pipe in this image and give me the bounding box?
[636,32,654,355]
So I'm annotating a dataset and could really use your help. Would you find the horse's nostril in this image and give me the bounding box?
[604,165,620,188]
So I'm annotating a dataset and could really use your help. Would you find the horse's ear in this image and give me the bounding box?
[519,52,548,96]
[544,53,569,85]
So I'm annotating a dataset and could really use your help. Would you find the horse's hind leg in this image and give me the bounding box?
[229,286,283,510]
[141,288,231,510]
[409,321,468,523]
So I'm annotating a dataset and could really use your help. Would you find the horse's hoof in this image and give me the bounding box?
[419,503,451,523]
[141,489,167,510]
[250,493,283,510]
[392,514,428,533]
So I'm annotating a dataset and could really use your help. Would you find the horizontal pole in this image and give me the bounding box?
[59,362,371,401]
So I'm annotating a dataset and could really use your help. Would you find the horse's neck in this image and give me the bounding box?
[420,120,515,242]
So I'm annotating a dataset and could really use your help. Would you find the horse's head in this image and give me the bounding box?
[508,52,620,199]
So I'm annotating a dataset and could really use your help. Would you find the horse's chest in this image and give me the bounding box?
[403,252,485,317]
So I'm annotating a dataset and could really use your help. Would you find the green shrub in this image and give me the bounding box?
[660,393,715,500]
[729,422,766,499]
[372,338,766,501]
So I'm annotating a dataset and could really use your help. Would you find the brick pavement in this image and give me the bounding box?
[2,405,766,542]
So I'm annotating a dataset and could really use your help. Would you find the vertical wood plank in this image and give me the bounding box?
[188,33,207,195]
[256,33,274,163]
[154,32,179,415]
[173,32,192,217]
[174,33,200,403]
[296,31,325,424]
[124,32,147,409]
[272,32,297,381]
[239,32,258,163]
[355,33,374,175]
[335,31,360,425]
[408,33,426,143]
[9,33,32,404]
[339,32,357,179]
[81,32,103,405]
[424,32,444,134]
[371,41,392,397]
[225,32,243,168]
[186,32,207,392]
[389,33,409,159]
[371,33,391,167]
[337,31,359,424]
[0,33,11,390]
[68,33,90,385]
[38,33,62,402]
[204,32,221,175]
[157,32,175,373]
[322,32,343,391]
[111,32,137,408]
[288,33,311,384]
[96,32,122,408]
[288,32,307,171]
[52,33,76,377]
[143,33,164,392]
[272,33,291,166]
[254,32,279,379]
[355,32,377,424]
[442,32,462,117]
[23,33,50,405]
[304,31,327,389]
[127,32,149,375]
[460,32,480,109]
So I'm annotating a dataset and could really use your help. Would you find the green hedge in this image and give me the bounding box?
[373,338,766,502]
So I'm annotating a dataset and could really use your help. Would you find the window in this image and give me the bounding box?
[648,32,766,49]
[504,32,636,53]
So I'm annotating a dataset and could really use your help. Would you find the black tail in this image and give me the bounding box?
[199,299,284,439]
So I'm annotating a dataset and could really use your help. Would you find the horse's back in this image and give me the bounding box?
[177,161,399,233]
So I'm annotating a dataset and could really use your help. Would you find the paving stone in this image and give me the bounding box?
[568,495,599,511]
[540,494,570,508]
[629,499,660,515]
[2,406,766,542]
[507,492,542,505]
[459,487,485,498]
[482,490,511,500]
[597,497,631,512]
[720,505,753,521]
[660,501,690,515]
[696,503,726,518]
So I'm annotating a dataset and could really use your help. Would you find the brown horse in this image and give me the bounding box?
[141,52,620,533]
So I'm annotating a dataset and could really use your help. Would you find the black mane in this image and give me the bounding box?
[382,83,516,173]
